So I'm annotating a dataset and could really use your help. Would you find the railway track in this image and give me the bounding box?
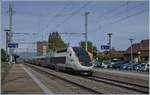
[93,69,149,87]
[24,63,102,94]
[25,63,149,94]
[85,75,149,94]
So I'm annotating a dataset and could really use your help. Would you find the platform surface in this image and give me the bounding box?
[1,63,43,94]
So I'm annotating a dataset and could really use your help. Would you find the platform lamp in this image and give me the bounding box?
[129,38,134,63]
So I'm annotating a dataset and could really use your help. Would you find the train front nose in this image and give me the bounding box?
[80,64,93,71]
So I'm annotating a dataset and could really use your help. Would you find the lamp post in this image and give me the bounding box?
[84,12,90,51]
[138,51,141,63]
[4,2,14,63]
[107,33,113,63]
[129,38,134,63]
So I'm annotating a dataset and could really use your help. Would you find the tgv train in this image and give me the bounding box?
[27,47,94,74]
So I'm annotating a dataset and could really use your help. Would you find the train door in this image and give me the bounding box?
[66,49,76,70]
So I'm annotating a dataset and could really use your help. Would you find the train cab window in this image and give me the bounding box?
[72,47,92,66]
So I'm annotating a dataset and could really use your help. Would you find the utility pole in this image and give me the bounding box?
[107,33,113,63]
[5,31,9,55]
[9,2,13,35]
[8,2,14,63]
[4,29,11,62]
[129,38,134,63]
[83,12,90,51]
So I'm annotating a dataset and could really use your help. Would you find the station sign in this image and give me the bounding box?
[8,43,18,48]
[101,45,110,50]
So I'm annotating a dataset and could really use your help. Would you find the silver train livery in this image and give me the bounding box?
[27,47,94,74]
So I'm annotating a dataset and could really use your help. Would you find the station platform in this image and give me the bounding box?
[1,63,43,94]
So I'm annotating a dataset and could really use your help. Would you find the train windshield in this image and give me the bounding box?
[72,47,92,66]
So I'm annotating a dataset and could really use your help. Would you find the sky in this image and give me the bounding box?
[1,0,149,53]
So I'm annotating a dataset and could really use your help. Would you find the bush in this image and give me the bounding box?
[1,49,8,62]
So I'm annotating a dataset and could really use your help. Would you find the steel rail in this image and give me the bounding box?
[85,76,149,94]
[24,63,102,94]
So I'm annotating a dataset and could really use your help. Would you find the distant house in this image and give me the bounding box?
[124,39,149,63]
[100,47,125,60]
[110,48,124,58]
[37,41,48,56]
[140,39,149,63]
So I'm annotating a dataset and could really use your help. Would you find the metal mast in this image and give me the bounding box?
[107,33,113,63]
[8,2,14,62]
[129,38,134,63]
[84,12,90,51]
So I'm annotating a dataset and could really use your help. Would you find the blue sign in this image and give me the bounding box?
[101,45,109,50]
[8,43,18,48]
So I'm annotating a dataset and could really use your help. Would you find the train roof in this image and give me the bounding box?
[56,46,85,53]
[31,55,48,59]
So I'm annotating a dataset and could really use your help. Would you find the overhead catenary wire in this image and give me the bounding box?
[87,2,148,49]
[48,2,90,47]
[9,2,68,17]
[97,2,128,19]
[39,3,72,41]
[99,2,147,24]
[92,2,148,33]
[95,8,148,33]
[53,2,90,29]
[109,8,148,25]
[12,32,39,35]
[42,3,71,32]
[4,2,148,53]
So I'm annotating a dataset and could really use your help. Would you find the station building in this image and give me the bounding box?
[124,39,149,63]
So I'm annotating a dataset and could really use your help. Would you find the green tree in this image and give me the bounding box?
[48,32,67,51]
[79,40,98,58]
[1,49,8,62]
[98,53,109,61]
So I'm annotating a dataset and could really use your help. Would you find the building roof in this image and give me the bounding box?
[124,43,141,54]
[110,48,124,56]
[124,39,149,55]
[140,39,149,50]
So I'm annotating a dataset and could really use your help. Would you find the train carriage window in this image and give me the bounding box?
[51,57,66,64]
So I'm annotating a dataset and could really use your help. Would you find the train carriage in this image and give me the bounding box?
[28,46,93,75]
